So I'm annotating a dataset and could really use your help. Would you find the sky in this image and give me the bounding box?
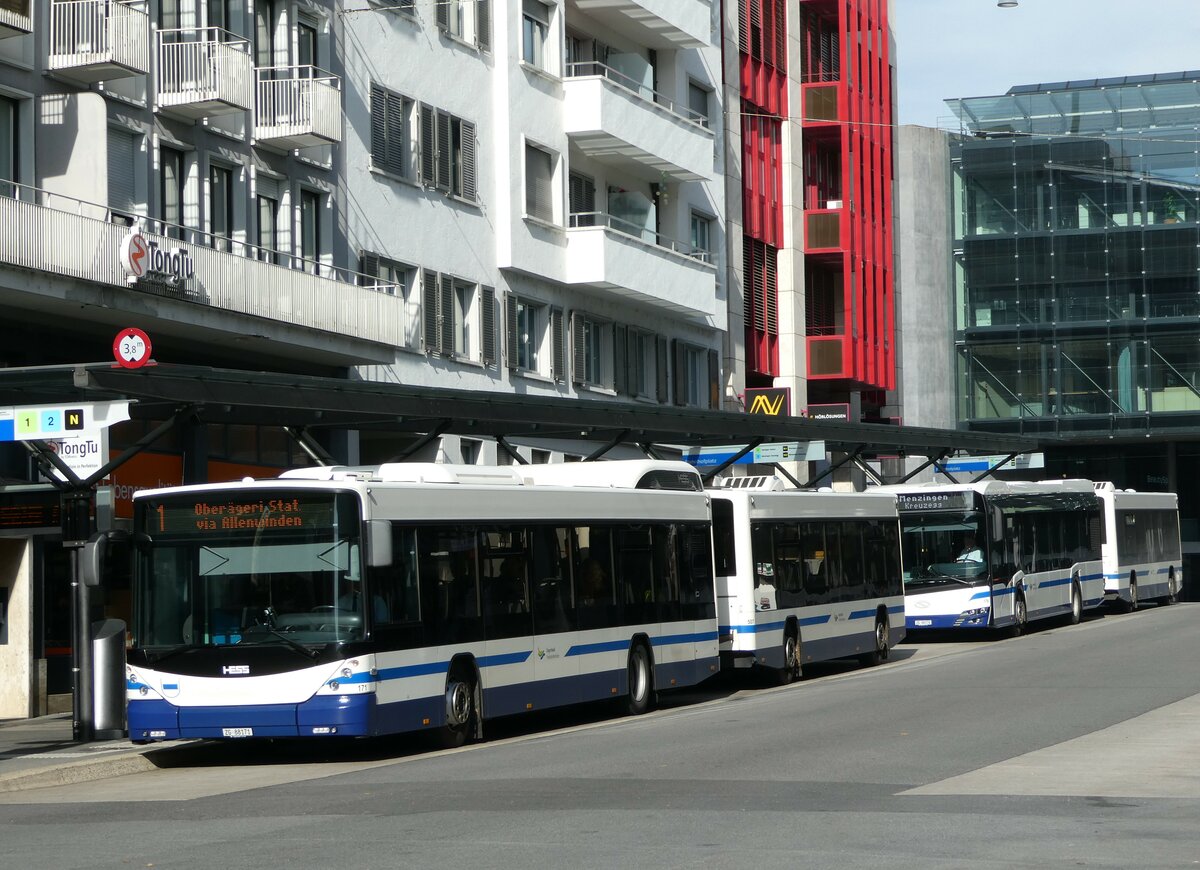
[894,0,1200,129]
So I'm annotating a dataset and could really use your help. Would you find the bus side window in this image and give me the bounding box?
[531,526,575,634]
[373,525,419,625]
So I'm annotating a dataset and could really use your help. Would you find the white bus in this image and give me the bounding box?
[1094,483,1182,610]
[880,480,1105,634]
[709,478,905,683]
[109,461,719,745]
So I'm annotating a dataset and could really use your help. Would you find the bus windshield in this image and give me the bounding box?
[133,490,365,651]
[900,511,989,591]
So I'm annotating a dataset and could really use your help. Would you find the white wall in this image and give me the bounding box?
[0,538,33,718]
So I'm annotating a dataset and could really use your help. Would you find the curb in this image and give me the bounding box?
[0,750,161,794]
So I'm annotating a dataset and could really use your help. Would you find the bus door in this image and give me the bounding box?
[990,510,1018,625]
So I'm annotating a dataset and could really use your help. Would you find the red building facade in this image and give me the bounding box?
[737,0,895,406]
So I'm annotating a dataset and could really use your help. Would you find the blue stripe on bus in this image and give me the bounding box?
[1038,577,1071,589]
[478,651,533,668]
[1157,567,1172,575]
[565,639,630,657]
[848,609,881,620]
[888,605,905,614]
[799,615,831,627]
[651,631,719,647]
[718,621,787,634]
[377,661,450,681]
[1081,573,1103,582]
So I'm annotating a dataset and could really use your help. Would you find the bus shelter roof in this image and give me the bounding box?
[0,363,1038,466]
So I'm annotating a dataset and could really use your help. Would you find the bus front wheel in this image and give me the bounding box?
[625,643,655,716]
[1068,580,1082,625]
[858,615,889,667]
[1010,594,1028,637]
[1127,574,1139,612]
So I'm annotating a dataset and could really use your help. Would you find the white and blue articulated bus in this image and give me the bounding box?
[119,461,718,745]
[1094,483,1182,610]
[880,480,1105,634]
[709,477,905,683]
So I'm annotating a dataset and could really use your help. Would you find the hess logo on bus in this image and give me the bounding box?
[222,665,250,675]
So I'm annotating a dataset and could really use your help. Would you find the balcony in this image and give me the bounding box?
[564,62,712,183]
[0,0,32,37]
[157,28,252,120]
[49,0,150,82]
[0,183,406,353]
[802,83,841,133]
[565,212,716,318]
[255,66,342,149]
[569,0,708,48]
[805,206,844,254]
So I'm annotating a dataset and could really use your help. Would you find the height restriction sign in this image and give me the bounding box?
[113,327,153,369]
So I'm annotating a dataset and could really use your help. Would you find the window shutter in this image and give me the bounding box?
[436,0,449,30]
[460,120,477,201]
[475,0,490,50]
[551,307,565,382]
[505,294,519,369]
[737,0,747,53]
[571,312,586,385]
[707,348,721,410]
[386,91,406,177]
[613,324,629,396]
[441,277,456,355]
[370,84,386,169]
[481,285,496,366]
[673,340,687,406]
[360,251,380,287]
[107,129,137,214]
[764,244,778,335]
[422,269,440,353]
[773,0,786,70]
[656,335,669,403]
[419,104,436,185]
[436,112,452,191]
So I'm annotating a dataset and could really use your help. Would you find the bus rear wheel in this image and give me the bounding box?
[858,615,889,667]
[625,643,655,716]
[774,628,801,685]
[1160,572,1178,606]
[440,666,480,749]
[1010,594,1028,637]
[1068,580,1082,625]
[1127,575,1139,612]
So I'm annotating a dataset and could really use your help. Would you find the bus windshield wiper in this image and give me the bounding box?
[923,568,975,586]
[247,629,321,660]
[147,643,198,664]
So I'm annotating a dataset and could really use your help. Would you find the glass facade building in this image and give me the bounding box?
[948,73,1200,438]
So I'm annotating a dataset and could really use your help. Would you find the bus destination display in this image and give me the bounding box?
[896,491,974,512]
[146,495,340,534]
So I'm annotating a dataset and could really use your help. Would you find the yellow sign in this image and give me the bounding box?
[746,387,790,417]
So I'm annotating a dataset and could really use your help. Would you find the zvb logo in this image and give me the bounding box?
[748,393,785,415]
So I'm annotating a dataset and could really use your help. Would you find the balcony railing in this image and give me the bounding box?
[565,62,709,129]
[49,0,150,81]
[255,65,342,149]
[157,27,252,119]
[0,0,32,37]
[569,211,712,263]
[803,84,840,123]
[806,209,842,249]
[0,181,405,347]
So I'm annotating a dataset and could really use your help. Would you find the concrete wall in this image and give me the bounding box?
[0,538,33,718]
[895,124,956,478]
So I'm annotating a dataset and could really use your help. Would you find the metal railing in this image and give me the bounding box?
[0,180,404,345]
[568,211,713,264]
[49,0,149,72]
[255,65,342,144]
[0,0,32,33]
[565,61,710,129]
[157,27,252,110]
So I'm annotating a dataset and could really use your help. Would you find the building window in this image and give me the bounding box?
[423,270,497,363]
[572,313,612,388]
[298,18,318,67]
[209,163,233,252]
[0,96,16,199]
[506,294,547,373]
[630,329,657,398]
[525,142,554,222]
[420,105,477,201]
[160,147,185,238]
[522,0,550,70]
[256,192,278,263]
[437,0,490,50]
[568,170,595,227]
[673,341,719,409]
[370,83,413,179]
[299,188,321,273]
[362,252,420,348]
[690,211,713,261]
[687,80,711,127]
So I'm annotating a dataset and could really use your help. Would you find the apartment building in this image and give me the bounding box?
[0,0,727,716]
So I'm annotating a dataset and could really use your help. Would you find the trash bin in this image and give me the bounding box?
[92,618,127,740]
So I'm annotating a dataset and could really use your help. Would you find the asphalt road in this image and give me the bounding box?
[2,604,1199,870]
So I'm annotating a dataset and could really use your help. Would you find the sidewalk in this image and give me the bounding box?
[0,714,170,793]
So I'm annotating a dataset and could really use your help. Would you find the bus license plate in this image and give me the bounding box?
[222,727,253,738]
[913,619,932,627]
